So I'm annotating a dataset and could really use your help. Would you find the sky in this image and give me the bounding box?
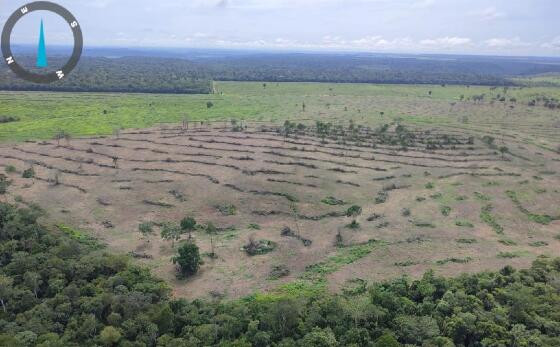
[1,0,559,56]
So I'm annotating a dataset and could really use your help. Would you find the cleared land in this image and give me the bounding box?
[1,82,560,299]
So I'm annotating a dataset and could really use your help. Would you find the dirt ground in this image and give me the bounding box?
[1,121,559,299]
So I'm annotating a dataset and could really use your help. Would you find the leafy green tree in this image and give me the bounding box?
[161,223,184,248]
[180,217,197,239]
[301,327,337,347]
[172,242,201,278]
[99,326,121,346]
[373,333,400,347]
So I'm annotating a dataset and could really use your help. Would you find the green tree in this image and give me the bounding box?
[373,333,400,347]
[180,217,197,239]
[300,327,337,347]
[172,242,201,278]
[161,223,184,248]
[99,326,121,346]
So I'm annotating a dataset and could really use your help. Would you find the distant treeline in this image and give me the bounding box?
[2,51,560,93]
[0,56,213,94]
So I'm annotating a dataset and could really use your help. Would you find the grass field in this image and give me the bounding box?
[1,81,560,141]
[1,81,560,299]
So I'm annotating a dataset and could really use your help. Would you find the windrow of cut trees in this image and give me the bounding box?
[1,202,560,346]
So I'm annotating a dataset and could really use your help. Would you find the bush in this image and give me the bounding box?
[172,242,202,278]
[243,238,276,256]
[4,165,16,174]
[22,167,35,179]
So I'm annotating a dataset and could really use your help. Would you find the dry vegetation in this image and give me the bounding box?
[1,82,560,299]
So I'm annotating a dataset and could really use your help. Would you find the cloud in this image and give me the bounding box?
[470,7,506,20]
[419,37,472,48]
[541,37,560,50]
[484,37,530,49]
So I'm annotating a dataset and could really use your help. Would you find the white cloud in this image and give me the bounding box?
[542,37,560,50]
[420,37,472,48]
[484,37,530,49]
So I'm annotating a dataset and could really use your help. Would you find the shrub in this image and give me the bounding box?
[4,165,16,174]
[22,167,35,179]
[243,238,277,256]
[456,238,477,244]
[425,182,435,189]
[269,265,290,280]
[440,206,451,217]
[138,222,155,240]
[321,196,345,206]
[173,242,202,278]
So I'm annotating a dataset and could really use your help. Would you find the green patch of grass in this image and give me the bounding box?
[57,224,102,249]
[425,182,435,189]
[4,165,16,174]
[480,204,504,235]
[529,241,549,247]
[248,223,261,230]
[415,196,426,202]
[455,195,468,201]
[554,234,560,241]
[498,252,521,259]
[498,239,517,246]
[455,220,474,228]
[216,203,237,216]
[474,192,491,201]
[302,240,382,281]
[506,190,558,225]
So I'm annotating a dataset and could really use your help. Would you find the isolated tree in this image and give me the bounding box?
[173,241,201,278]
[180,217,197,239]
[302,102,306,112]
[161,223,184,248]
[499,146,509,159]
[346,205,363,228]
[206,101,214,109]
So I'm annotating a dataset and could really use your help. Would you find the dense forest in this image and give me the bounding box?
[0,201,559,346]
[2,50,560,93]
[0,56,213,94]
